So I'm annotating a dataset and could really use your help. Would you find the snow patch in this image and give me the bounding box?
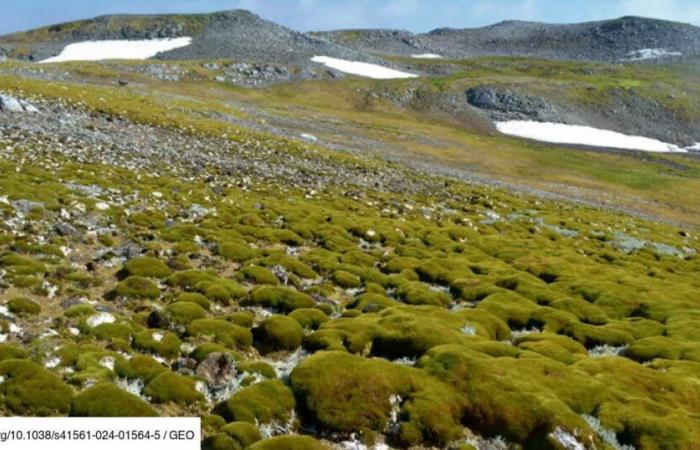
[40,37,192,63]
[311,56,417,79]
[496,121,687,153]
[86,312,115,328]
[44,356,61,369]
[625,48,682,61]
[411,53,442,59]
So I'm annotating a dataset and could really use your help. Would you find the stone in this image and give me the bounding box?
[195,352,236,386]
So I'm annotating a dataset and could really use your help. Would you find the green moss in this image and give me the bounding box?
[90,323,133,350]
[110,275,160,299]
[122,257,172,278]
[218,240,256,262]
[224,311,252,328]
[238,266,279,285]
[190,343,237,362]
[71,383,157,417]
[333,270,362,288]
[175,292,212,310]
[290,351,462,446]
[262,254,317,279]
[253,315,304,354]
[248,436,328,450]
[64,303,96,318]
[624,336,700,363]
[187,319,253,349]
[0,344,27,361]
[349,293,400,312]
[289,308,329,330]
[396,281,451,307]
[132,330,182,359]
[247,286,314,313]
[169,270,247,304]
[236,361,276,379]
[219,421,262,448]
[0,253,46,274]
[0,359,73,415]
[144,371,204,404]
[7,297,40,315]
[165,301,207,325]
[216,379,295,424]
[115,354,167,382]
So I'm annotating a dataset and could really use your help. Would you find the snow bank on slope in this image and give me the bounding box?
[496,121,687,153]
[411,53,442,59]
[626,48,682,61]
[40,37,192,63]
[311,56,417,79]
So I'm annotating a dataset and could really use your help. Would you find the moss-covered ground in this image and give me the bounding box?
[0,57,699,449]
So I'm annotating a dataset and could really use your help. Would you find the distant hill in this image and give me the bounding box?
[312,16,700,61]
[0,9,377,65]
[3,11,699,63]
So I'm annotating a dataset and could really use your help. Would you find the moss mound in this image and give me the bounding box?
[110,275,161,299]
[289,308,329,330]
[248,435,328,450]
[71,383,158,417]
[187,319,253,349]
[290,351,463,446]
[165,301,207,325]
[144,371,204,404]
[247,286,314,312]
[216,379,295,424]
[0,359,73,415]
[122,257,172,278]
[219,421,262,448]
[253,315,304,354]
[7,297,40,315]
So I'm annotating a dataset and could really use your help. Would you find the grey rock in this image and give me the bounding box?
[0,93,24,112]
[53,222,79,236]
[195,352,236,386]
[466,86,561,122]
[12,199,44,215]
[0,93,38,113]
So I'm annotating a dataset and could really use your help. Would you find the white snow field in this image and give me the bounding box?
[40,37,192,63]
[625,48,682,61]
[411,53,442,59]
[495,121,688,153]
[311,55,417,79]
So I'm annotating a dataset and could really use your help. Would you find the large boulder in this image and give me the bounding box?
[0,93,38,113]
[466,86,560,122]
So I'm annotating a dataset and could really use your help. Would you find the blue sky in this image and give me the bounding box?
[2,0,700,35]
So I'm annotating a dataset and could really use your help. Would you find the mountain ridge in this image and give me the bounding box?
[1,10,700,63]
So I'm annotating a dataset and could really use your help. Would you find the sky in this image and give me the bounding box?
[2,0,700,35]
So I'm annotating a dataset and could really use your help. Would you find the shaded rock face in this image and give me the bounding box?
[466,86,561,122]
[195,352,236,386]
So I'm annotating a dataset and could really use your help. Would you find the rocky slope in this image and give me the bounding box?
[0,10,383,66]
[314,16,700,62]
